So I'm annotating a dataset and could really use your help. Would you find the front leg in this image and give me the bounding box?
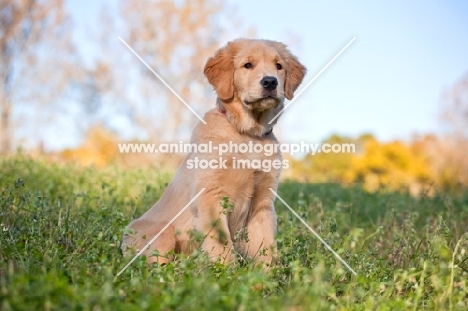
[237,181,278,268]
[193,192,235,263]
[244,200,277,266]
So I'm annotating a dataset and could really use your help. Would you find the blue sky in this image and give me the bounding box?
[65,0,468,145]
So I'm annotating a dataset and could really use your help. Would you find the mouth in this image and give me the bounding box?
[244,95,279,107]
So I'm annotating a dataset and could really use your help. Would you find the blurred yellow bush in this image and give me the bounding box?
[291,134,438,194]
[60,126,119,167]
[345,138,433,193]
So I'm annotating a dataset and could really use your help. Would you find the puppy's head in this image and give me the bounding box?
[204,39,306,135]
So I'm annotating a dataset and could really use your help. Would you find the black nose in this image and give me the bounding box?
[260,76,278,91]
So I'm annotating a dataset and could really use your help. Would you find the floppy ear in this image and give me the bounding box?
[204,46,234,101]
[278,45,307,100]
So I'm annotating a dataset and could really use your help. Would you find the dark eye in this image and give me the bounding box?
[276,63,283,70]
[244,62,252,69]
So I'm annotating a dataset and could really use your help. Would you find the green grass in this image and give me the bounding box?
[1,156,468,310]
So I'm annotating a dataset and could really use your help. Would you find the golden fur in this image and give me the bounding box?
[122,39,306,267]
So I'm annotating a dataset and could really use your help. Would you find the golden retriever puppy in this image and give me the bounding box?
[122,39,306,267]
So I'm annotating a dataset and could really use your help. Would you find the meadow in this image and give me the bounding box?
[1,156,467,310]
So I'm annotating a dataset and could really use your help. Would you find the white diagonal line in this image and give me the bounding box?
[116,188,206,278]
[269,37,356,124]
[118,36,207,125]
[269,188,357,275]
